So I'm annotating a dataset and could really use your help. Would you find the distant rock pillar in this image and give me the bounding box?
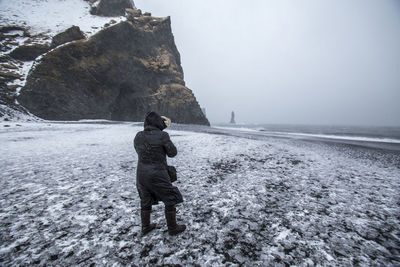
[230,111,236,124]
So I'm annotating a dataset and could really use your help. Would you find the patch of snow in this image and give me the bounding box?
[92,0,101,8]
[75,214,98,224]
[275,228,291,241]
[323,251,335,261]
[6,61,34,93]
[3,30,25,36]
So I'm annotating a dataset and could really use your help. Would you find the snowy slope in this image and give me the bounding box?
[0,122,399,265]
[0,0,125,36]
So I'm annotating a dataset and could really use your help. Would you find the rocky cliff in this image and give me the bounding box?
[90,0,134,17]
[17,13,209,125]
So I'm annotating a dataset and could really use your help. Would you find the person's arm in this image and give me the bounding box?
[134,132,141,154]
[162,132,177,157]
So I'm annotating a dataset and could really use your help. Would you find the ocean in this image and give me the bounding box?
[212,123,400,151]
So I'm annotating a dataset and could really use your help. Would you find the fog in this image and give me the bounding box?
[134,0,400,126]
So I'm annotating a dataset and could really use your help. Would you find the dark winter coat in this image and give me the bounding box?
[134,112,183,209]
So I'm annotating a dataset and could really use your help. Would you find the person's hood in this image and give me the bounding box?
[144,111,166,131]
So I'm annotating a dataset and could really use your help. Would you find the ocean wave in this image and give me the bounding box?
[214,126,400,144]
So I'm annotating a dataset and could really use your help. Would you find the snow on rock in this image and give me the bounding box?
[0,0,125,37]
[0,0,126,121]
[0,122,399,265]
[6,61,34,93]
[0,103,42,122]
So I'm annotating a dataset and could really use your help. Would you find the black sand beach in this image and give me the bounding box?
[1,121,399,265]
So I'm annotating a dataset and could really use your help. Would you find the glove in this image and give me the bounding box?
[161,116,171,127]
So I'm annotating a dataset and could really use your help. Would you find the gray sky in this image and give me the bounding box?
[134,0,400,126]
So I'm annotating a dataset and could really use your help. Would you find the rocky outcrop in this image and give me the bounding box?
[51,26,85,48]
[18,15,209,125]
[0,84,31,121]
[9,44,50,61]
[125,8,141,20]
[91,0,134,17]
[0,70,21,84]
[0,26,30,39]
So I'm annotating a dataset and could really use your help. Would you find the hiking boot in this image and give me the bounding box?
[165,208,186,235]
[141,210,156,235]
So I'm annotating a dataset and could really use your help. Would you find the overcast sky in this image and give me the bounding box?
[135,0,400,126]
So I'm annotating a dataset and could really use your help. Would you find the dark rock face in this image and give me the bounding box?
[91,0,134,17]
[9,44,50,61]
[18,18,209,125]
[51,26,85,48]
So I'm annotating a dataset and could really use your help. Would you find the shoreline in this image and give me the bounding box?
[170,123,400,154]
[3,119,400,153]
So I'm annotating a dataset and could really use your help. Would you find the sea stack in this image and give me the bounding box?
[230,111,236,124]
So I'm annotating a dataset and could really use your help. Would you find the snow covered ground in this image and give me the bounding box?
[0,121,399,265]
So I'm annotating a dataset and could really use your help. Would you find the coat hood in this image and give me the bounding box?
[144,111,166,130]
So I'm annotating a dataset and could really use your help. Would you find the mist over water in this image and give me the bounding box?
[135,0,400,126]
